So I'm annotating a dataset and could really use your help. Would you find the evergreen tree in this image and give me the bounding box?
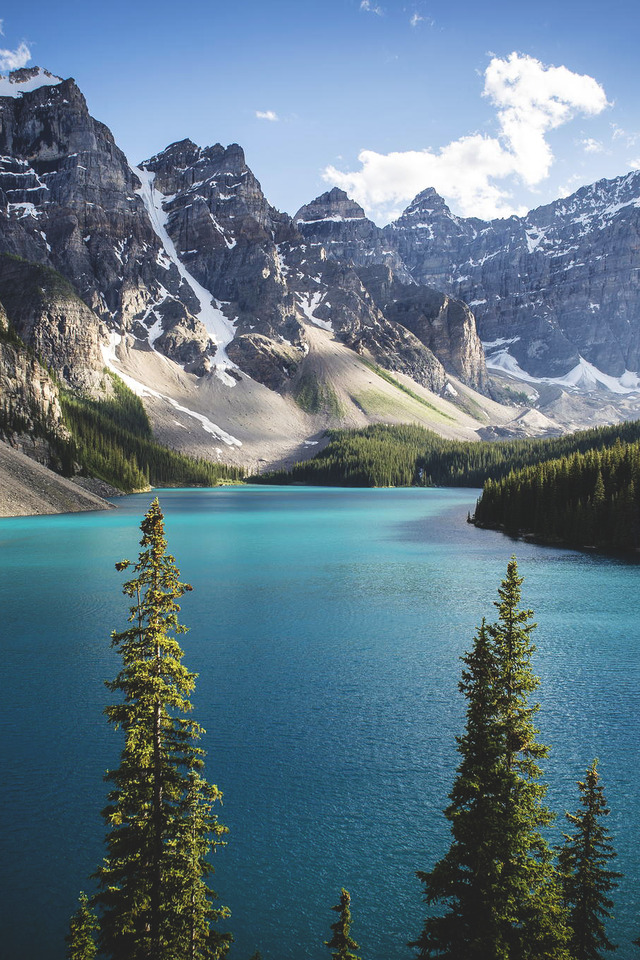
[411,621,506,958]
[559,759,621,959]
[325,888,361,960]
[66,892,98,960]
[488,558,569,960]
[411,559,569,959]
[93,498,231,960]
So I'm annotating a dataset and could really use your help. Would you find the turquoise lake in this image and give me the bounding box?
[1,485,640,959]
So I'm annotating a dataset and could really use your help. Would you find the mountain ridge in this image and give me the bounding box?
[1,64,639,512]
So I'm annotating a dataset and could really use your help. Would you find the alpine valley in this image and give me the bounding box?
[2,65,640,513]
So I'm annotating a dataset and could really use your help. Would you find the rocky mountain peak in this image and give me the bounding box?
[144,138,201,168]
[294,187,366,223]
[387,167,640,384]
[0,66,64,99]
[293,187,413,282]
[141,140,254,198]
[394,187,456,224]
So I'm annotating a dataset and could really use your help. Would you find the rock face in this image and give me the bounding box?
[0,71,215,377]
[0,68,482,400]
[281,243,448,391]
[0,299,72,471]
[0,63,504,458]
[294,187,411,280]
[385,176,640,380]
[0,255,106,390]
[141,139,302,346]
[356,264,487,392]
[288,193,487,390]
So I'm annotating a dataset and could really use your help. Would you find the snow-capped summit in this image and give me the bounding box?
[0,66,63,98]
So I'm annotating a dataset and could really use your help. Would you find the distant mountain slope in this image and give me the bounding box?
[385,175,640,385]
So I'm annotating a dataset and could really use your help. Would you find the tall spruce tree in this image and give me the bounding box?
[325,889,361,960]
[411,559,569,960]
[488,558,569,960]
[559,759,621,959]
[93,498,231,960]
[411,621,506,958]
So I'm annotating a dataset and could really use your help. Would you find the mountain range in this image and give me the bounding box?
[1,65,640,507]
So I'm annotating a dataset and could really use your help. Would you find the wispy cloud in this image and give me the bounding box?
[409,12,433,27]
[558,173,586,197]
[360,1,384,15]
[324,52,609,223]
[611,122,638,147]
[256,110,279,122]
[580,137,604,154]
[0,21,4,36]
[0,41,31,72]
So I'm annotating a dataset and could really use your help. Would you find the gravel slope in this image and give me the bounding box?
[0,441,113,517]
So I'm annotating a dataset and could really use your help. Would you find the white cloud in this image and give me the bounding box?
[0,21,4,36]
[630,158,640,170]
[360,1,384,15]
[256,110,279,122]
[324,52,609,223]
[483,53,608,185]
[610,122,638,147]
[580,137,604,154]
[409,12,433,27]
[0,41,31,72]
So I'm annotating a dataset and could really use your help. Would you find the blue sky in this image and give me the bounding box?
[2,0,639,222]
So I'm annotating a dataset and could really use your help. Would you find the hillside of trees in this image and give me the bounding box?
[472,438,640,552]
[253,421,640,489]
[61,371,245,491]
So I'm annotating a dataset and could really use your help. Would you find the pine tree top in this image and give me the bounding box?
[325,889,361,960]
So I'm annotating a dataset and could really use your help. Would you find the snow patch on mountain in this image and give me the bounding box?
[0,67,62,98]
[297,291,333,331]
[101,332,242,446]
[487,347,640,395]
[133,166,238,386]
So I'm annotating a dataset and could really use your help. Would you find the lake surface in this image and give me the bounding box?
[1,486,640,959]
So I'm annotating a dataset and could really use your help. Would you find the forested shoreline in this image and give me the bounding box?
[472,439,640,552]
[253,422,640,489]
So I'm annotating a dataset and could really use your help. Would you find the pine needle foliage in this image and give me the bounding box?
[412,559,569,960]
[488,559,569,960]
[66,892,98,960]
[93,498,231,960]
[559,760,621,959]
[325,889,361,960]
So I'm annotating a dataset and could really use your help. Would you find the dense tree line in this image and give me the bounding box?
[473,439,640,551]
[68,507,632,959]
[61,371,245,491]
[253,422,640,489]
